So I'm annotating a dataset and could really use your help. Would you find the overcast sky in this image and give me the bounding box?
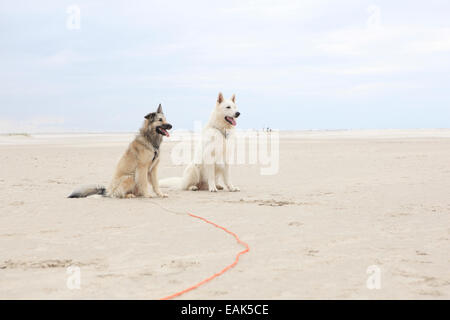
[1,0,449,132]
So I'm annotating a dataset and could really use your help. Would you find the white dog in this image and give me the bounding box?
[160,92,240,192]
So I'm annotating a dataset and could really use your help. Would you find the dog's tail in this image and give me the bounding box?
[68,185,107,198]
[159,177,182,189]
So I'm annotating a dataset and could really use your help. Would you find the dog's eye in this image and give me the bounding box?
[159,118,163,121]
[226,106,231,109]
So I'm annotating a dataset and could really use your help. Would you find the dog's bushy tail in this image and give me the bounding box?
[159,177,182,189]
[68,185,106,198]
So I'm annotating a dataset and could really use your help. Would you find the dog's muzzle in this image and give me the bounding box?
[157,123,172,137]
[225,112,240,126]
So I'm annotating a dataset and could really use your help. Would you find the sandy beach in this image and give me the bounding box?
[0,130,449,299]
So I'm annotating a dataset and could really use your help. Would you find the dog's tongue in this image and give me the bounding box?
[162,129,170,137]
[227,116,236,126]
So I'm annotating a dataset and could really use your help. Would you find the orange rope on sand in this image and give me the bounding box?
[159,213,250,300]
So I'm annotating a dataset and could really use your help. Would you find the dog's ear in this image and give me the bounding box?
[217,92,224,104]
[156,104,163,114]
[144,112,156,121]
[231,94,236,103]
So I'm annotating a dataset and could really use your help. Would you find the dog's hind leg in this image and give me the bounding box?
[108,175,135,198]
[181,164,200,191]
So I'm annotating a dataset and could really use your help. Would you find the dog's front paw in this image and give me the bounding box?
[209,186,218,192]
[228,186,240,192]
[156,192,168,198]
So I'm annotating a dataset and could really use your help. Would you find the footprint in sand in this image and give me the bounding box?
[39,229,58,234]
[418,289,443,297]
[0,259,73,270]
[161,260,200,270]
[306,249,319,257]
[9,201,25,206]
[229,198,313,207]
[0,259,104,270]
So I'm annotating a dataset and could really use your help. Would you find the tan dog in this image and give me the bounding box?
[68,104,172,198]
